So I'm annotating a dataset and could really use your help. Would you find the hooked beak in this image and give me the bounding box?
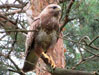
[56,6,61,12]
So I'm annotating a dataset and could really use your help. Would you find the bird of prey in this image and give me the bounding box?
[22,4,61,72]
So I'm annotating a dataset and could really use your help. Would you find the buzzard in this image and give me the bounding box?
[22,4,61,72]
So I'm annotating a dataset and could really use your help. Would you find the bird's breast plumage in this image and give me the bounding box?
[33,16,59,51]
[35,28,58,52]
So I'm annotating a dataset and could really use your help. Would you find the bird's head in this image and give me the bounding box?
[40,4,61,17]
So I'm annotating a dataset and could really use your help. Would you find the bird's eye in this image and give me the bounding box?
[52,6,57,9]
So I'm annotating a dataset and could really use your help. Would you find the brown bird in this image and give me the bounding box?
[22,4,61,72]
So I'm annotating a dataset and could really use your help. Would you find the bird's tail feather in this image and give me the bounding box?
[22,51,38,72]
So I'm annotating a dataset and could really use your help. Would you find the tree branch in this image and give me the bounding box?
[0,14,16,25]
[89,36,99,46]
[16,0,27,5]
[72,54,99,70]
[0,29,36,34]
[50,68,95,75]
[0,52,25,75]
[0,4,24,9]
[83,48,99,57]
[2,9,25,15]
[60,0,75,31]
[80,36,99,50]
[8,69,25,75]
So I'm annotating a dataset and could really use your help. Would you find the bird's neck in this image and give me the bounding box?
[40,14,59,23]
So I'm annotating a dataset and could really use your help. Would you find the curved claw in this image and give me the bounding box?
[41,52,56,69]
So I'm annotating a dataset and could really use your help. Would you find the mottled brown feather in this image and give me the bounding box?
[22,4,61,72]
[22,19,40,72]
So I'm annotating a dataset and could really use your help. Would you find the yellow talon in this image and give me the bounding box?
[49,55,56,68]
[41,52,56,69]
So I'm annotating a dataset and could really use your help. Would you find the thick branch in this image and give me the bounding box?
[39,52,95,75]
[51,68,94,75]
[39,48,97,75]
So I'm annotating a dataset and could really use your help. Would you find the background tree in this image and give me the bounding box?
[0,0,99,75]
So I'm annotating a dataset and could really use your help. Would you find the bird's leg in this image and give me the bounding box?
[35,47,56,69]
[40,52,56,69]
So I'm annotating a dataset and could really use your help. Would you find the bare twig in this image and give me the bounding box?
[2,9,25,15]
[8,56,25,75]
[8,57,20,70]
[77,44,83,60]
[8,69,19,73]
[88,45,99,51]
[0,4,24,9]
[16,0,27,5]
[80,36,99,50]
[0,52,25,75]
[89,36,99,46]
[0,14,16,25]
[72,54,99,70]
[8,69,25,75]
[83,47,99,57]
[60,0,75,31]
[0,29,36,33]
[0,34,6,40]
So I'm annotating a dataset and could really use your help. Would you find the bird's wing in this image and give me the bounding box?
[25,18,40,56]
[22,18,40,72]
